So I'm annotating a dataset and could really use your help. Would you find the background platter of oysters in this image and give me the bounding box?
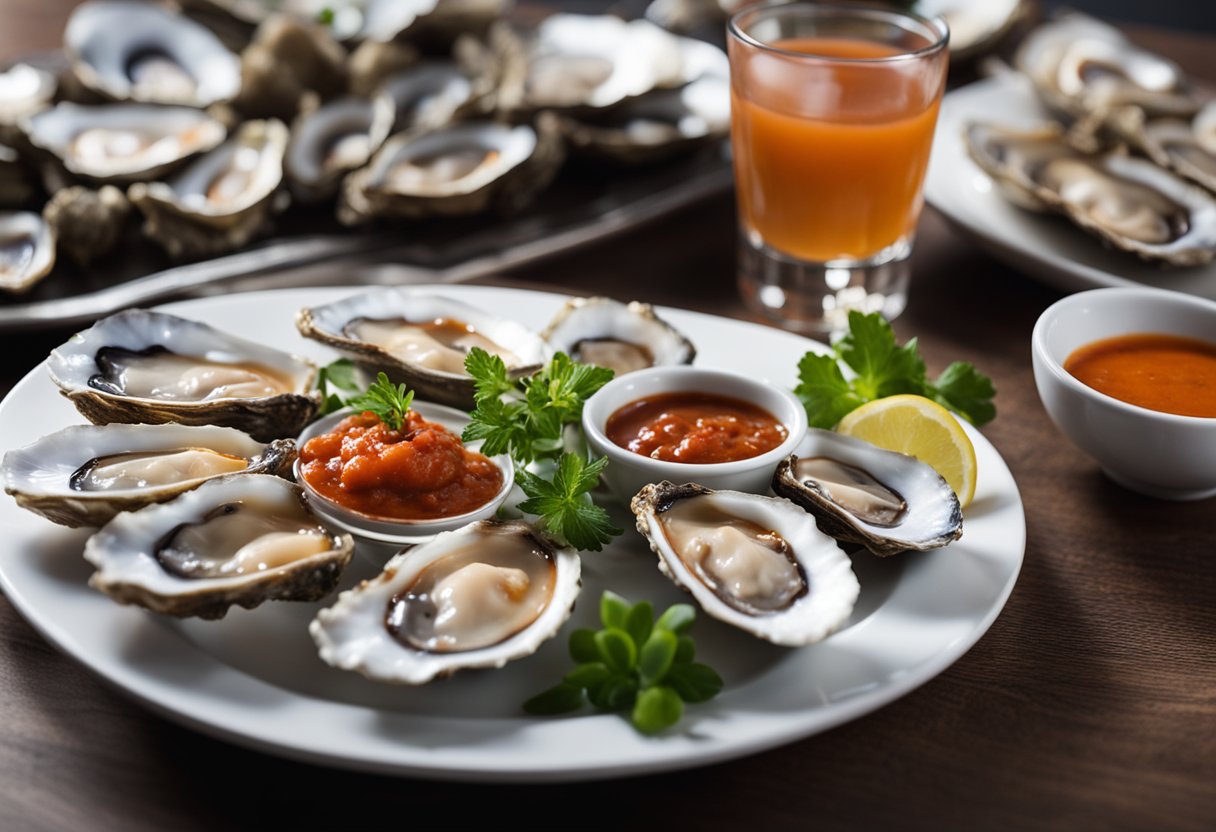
[963,14,1216,267]
[0,0,730,296]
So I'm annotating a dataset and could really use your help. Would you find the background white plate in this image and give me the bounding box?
[925,72,1216,300]
[0,286,1025,782]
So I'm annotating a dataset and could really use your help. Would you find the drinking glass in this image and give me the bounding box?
[728,3,949,332]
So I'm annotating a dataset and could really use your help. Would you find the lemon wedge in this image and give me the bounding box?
[836,395,978,508]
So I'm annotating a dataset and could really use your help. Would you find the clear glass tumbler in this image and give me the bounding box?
[729,3,949,333]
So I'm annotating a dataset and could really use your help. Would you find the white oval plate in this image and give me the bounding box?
[0,285,1024,782]
[925,72,1216,301]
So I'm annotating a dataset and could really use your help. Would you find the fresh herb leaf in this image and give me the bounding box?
[345,372,414,431]
[522,592,724,735]
[316,7,335,25]
[795,310,996,428]
[464,347,514,405]
[315,359,362,416]
[515,454,621,552]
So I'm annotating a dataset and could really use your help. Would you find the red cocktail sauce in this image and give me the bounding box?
[1064,333,1216,418]
[299,411,503,521]
[605,391,788,464]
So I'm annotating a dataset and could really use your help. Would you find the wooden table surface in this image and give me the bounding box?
[1,5,1213,831]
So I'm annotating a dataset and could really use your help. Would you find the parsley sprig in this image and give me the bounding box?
[345,372,415,431]
[463,348,621,552]
[796,311,996,429]
[524,591,724,734]
[315,358,361,416]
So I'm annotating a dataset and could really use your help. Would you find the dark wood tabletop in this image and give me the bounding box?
[1,4,1213,831]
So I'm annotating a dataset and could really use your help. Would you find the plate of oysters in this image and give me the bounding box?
[0,1,731,322]
[0,284,1025,780]
[925,14,1216,301]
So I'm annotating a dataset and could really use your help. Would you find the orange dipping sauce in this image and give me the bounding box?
[1064,333,1216,418]
[605,391,788,464]
[299,410,504,521]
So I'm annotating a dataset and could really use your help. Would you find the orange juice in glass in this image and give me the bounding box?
[728,4,949,332]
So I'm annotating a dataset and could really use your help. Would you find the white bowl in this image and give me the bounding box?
[1031,287,1216,500]
[582,365,807,501]
[294,401,514,546]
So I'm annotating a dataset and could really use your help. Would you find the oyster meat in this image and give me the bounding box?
[285,97,385,202]
[22,102,227,184]
[47,308,319,441]
[1109,103,1216,194]
[0,210,55,294]
[965,121,1216,266]
[311,519,580,684]
[771,430,962,557]
[127,119,288,259]
[2,423,295,528]
[541,297,695,375]
[297,290,549,410]
[65,0,242,108]
[85,473,353,619]
[632,482,860,646]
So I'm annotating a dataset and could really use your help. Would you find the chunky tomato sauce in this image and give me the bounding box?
[605,391,788,463]
[299,411,503,520]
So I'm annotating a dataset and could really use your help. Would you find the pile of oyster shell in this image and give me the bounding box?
[0,1,729,293]
[3,289,968,685]
[965,14,1216,266]
[0,288,967,688]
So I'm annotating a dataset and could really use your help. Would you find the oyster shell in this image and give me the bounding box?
[337,116,564,223]
[47,309,320,441]
[127,119,288,259]
[965,122,1216,266]
[3,423,295,528]
[541,297,695,376]
[771,431,962,557]
[285,97,387,203]
[85,473,353,619]
[297,290,549,410]
[1108,104,1216,194]
[311,519,580,684]
[0,63,56,134]
[41,185,131,266]
[1015,14,1205,121]
[631,482,860,646]
[0,210,55,294]
[65,0,242,108]
[21,103,228,184]
[232,15,349,122]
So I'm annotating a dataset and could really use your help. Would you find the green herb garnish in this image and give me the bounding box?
[523,591,723,735]
[316,7,335,25]
[315,358,361,416]
[796,310,996,429]
[345,372,415,431]
[463,348,620,552]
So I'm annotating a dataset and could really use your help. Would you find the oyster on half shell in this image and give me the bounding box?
[771,431,962,557]
[631,482,859,646]
[0,210,55,294]
[965,121,1216,266]
[85,473,353,619]
[297,290,549,410]
[48,309,319,442]
[2,423,296,528]
[311,519,580,684]
[541,297,695,376]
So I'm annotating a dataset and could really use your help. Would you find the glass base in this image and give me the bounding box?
[737,233,912,334]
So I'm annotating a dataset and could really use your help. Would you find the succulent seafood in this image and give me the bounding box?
[540,297,695,375]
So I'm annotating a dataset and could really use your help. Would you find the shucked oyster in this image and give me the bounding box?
[337,117,565,223]
[297,289,549,410]
[771,431,962,557]
[0,211,55,294]
[1108,103,1216,194]
[22,103,228,184]
[85,473,353,619]
[631,482,860,646]
[2,423,295,528]
[285,97,386,203]
[48,309,319,442]
[965,122,1216,266]
[65,0,242,108]
[541,297,695,376]
[128,119,288,259]
[311,519,580,684]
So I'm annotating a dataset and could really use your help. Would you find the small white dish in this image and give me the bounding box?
[1031,287,1216,500]
[582,365,807,500]
[294,401,514,545]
